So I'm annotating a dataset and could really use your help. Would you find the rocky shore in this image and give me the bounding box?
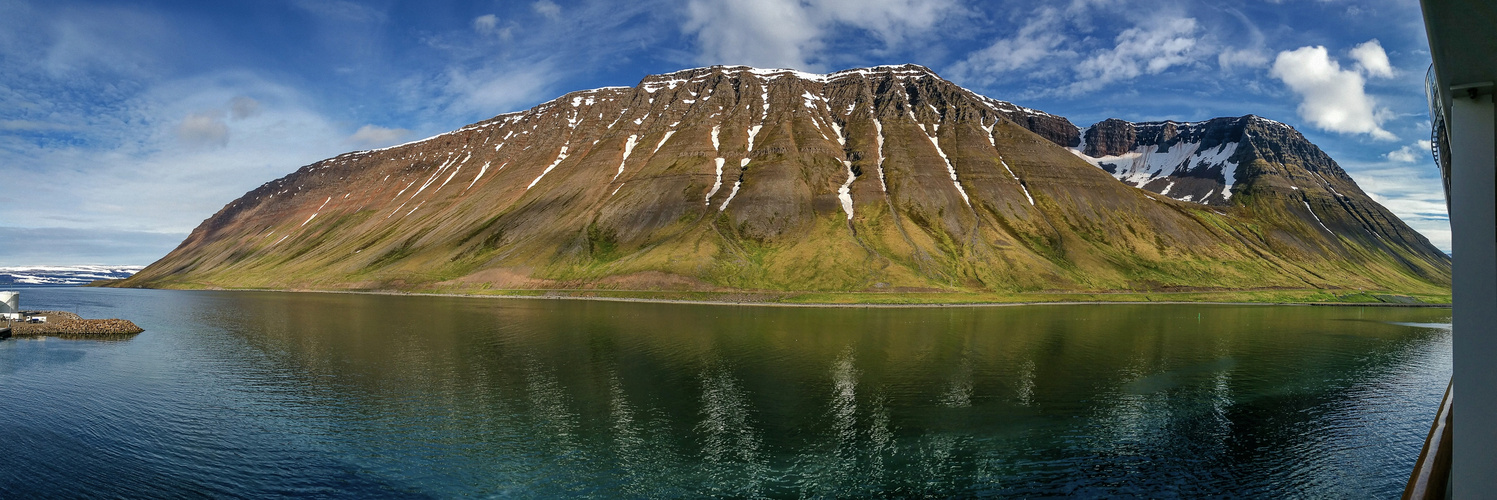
[6,311,144,337]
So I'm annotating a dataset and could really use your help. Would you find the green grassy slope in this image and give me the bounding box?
[115,65,1450,302]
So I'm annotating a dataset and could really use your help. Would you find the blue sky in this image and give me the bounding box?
[0,0,1446,265]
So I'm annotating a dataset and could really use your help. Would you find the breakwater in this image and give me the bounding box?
[7,311,144,336]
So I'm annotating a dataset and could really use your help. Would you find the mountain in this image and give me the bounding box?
[116,65,1449,297]
[1,266,143,286]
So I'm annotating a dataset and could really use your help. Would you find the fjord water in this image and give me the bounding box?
[0,288,1450,497]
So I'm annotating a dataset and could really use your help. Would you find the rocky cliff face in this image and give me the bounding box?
[1073,116,1256,206]
[118,65,1449,295]
[1081,118,1136,157]
[1067,115,1444,270]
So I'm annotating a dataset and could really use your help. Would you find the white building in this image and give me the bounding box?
[0,291,18,321]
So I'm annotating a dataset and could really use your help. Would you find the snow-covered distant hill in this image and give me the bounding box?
[0,266,144,286]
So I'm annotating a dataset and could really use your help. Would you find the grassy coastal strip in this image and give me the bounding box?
[98,280,1449,307]
[419,288,1449,306]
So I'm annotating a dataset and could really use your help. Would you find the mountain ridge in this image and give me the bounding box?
[116,64,1449,298]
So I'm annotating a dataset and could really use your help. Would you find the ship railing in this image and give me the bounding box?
[1426,64,1453,212]
[1403,378,1453,500]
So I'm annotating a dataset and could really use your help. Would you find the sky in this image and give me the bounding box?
[0,0,1448,265]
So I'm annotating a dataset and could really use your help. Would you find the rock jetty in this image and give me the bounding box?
[7,311,144,337]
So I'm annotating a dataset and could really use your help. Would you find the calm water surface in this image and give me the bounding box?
[0,288,1451,497]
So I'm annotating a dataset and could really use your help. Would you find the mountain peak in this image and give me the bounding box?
[639,64,942,85]
[119,65,1449,296]
[1073,113,1331,206]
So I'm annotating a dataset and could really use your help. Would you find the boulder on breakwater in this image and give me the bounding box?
[7,311,144,337]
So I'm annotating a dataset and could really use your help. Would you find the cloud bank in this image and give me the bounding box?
[348,124,409,148]
[0,226,183,266]
[1269,42,1396,140]
[682,0,956,70]
[946,5,1228,96]
[1386,140,1433,163]
[1070,16,1201,93]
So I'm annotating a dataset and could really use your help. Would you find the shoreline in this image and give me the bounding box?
[121,286,1451,309]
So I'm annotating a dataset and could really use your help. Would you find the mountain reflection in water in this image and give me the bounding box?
[0,289,1451,497]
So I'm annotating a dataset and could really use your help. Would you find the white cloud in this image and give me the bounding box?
[433,63,556,115]
[347,124,409,147]
[683,0,820,69]
[0,0,672,264]
[473,14,498,32]
[1215,6,1267,74]
[532,0,561,21]
[1270,45,1396,140]
[951,9,1211,94]
[1386,139,1433,163]
[1064,0,1125,18]
[948,8,1070,83]
[1349,39,1393,78]
[809,0,953,44]
[682,0,956,70]
[1070,16,1200,92]
[176,110,229,148]
[1218,48,1268,72]
[472,14,512,40]
[1385,146,1418,163]
[0,71,354,243]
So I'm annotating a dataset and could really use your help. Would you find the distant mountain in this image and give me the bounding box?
[1,266,143,286]
[1069,115,1444,264]
[116,65,1449,296]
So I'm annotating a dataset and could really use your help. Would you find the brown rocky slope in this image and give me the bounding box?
[116,65,1449,296]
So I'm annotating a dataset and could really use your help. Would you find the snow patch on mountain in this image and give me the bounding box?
[614,135,638,181]
[927,134,970,207]
[706,157,726,204]
[467,161,492,191]
[527,146,569,190]
[747,125,762,151]
[653,130,675,154]
[1304,201,1332,233]
[999,158,1033,205]
[1071,138,1241,204]
[719,177,742,211]
[874,119,887,192]
[838,160,856,219]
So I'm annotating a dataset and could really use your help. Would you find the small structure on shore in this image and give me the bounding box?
[7,310,143,337]
[0,291,18,321]
[0,291,143,338]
